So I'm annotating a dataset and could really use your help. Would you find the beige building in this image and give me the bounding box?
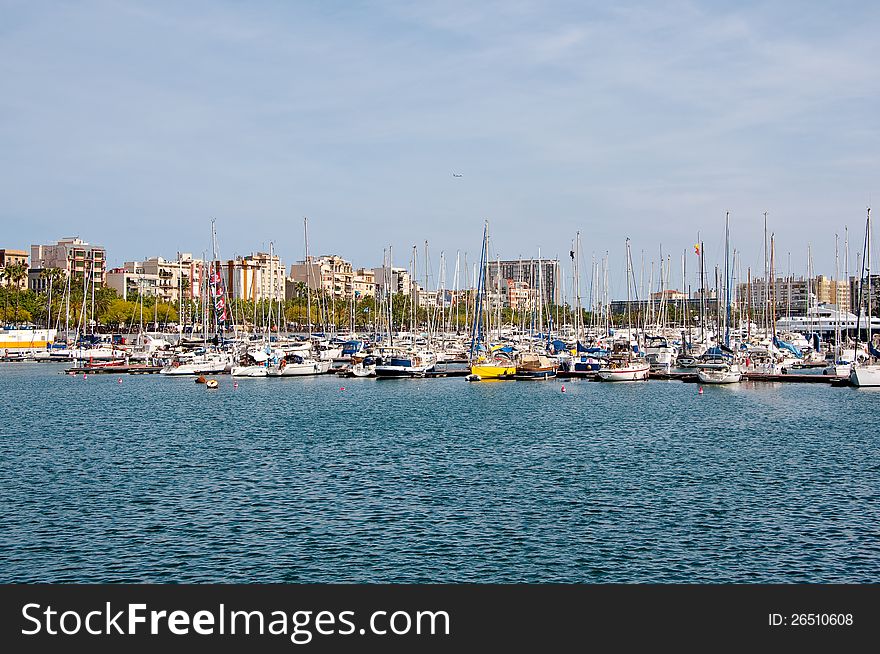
[650,289,687,301]
[506,279,533,311]
[106,269,161,301]
[352,267,376,298]
[120,254,204,304]
[31,237,106,286]
[0,249,29,289]
[290,255,353,299]
[815,275,850,310]
[223,251,285,302]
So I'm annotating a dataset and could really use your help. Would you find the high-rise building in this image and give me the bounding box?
[486,259,560,306]
[31,237,106,286]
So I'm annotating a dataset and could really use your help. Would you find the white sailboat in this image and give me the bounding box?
[598,239,649,382]
[849,208,880,387]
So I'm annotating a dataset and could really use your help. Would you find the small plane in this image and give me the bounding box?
[452,172,463,177]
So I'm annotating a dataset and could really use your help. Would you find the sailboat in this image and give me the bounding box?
[597,238,650,381]
[266,218,330,377]
[468,221,516,380]
[849,207,880,387]
[697,212,742,384]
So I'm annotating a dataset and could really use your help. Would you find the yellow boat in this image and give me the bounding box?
[470,363,517,379]
[470,349,517,379]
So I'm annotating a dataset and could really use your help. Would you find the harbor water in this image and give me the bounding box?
[1,363,877,583]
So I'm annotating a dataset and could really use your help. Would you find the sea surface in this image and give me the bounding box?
[1,363,878,583]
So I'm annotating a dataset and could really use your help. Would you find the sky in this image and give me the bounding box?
[2,0,879,297]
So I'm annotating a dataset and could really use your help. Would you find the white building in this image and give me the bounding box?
[106,269,161,301]
[120,254,204,304]
[31,237,106,286]
[223,251,285,302]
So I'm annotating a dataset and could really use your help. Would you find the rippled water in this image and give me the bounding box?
[1,363,878,583]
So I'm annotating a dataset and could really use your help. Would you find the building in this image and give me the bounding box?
[486,259,560,306]
[815,275,850,310]
[31,237,106,286]
[352,268,376,298]
[0,249,29,289]
[117,254,204,304]
[650,289,687,302]
[850,274,880,316]
[735,276,857,316]
[106,268,161,301]
[223,252,285,302]
[290,255,353,299]
[506,279,533,311]
[372,266,413,296]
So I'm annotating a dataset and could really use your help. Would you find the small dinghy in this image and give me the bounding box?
[465,373,482,382]
[205,379,219,389]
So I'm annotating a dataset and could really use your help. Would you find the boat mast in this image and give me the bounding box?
[724,211,731,348]
[868,208,873,352]
[304,217,313,342]
[763,211,769,336]
[626,238,633,363]
[469,222,488,360]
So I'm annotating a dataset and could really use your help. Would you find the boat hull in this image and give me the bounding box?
[849,365,880,387]
[160,360,229,375]
[515,368,556,380]
[697,369,742,384]
[596,365,649,382]
[231,365,268,377]
[267,360,331,376]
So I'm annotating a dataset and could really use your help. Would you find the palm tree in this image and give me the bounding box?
[2,262,28,323]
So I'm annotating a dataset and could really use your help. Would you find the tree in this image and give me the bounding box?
[2,262,28,325]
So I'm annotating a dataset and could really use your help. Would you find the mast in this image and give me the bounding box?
[868,208,873,351]
[770,234,777,338]
[469,222,488,360]
[724,211,731,348]
[304,217,312,341]
[747,267,752,341]
[763,211,769,335]
[699,235,705,343]
[626,238,633,362]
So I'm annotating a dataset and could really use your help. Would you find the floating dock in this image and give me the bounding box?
[650,371,846,384]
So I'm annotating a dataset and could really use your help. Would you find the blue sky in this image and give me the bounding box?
[2,0,879,295]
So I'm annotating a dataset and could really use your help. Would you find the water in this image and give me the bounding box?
[1,363,878,583]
